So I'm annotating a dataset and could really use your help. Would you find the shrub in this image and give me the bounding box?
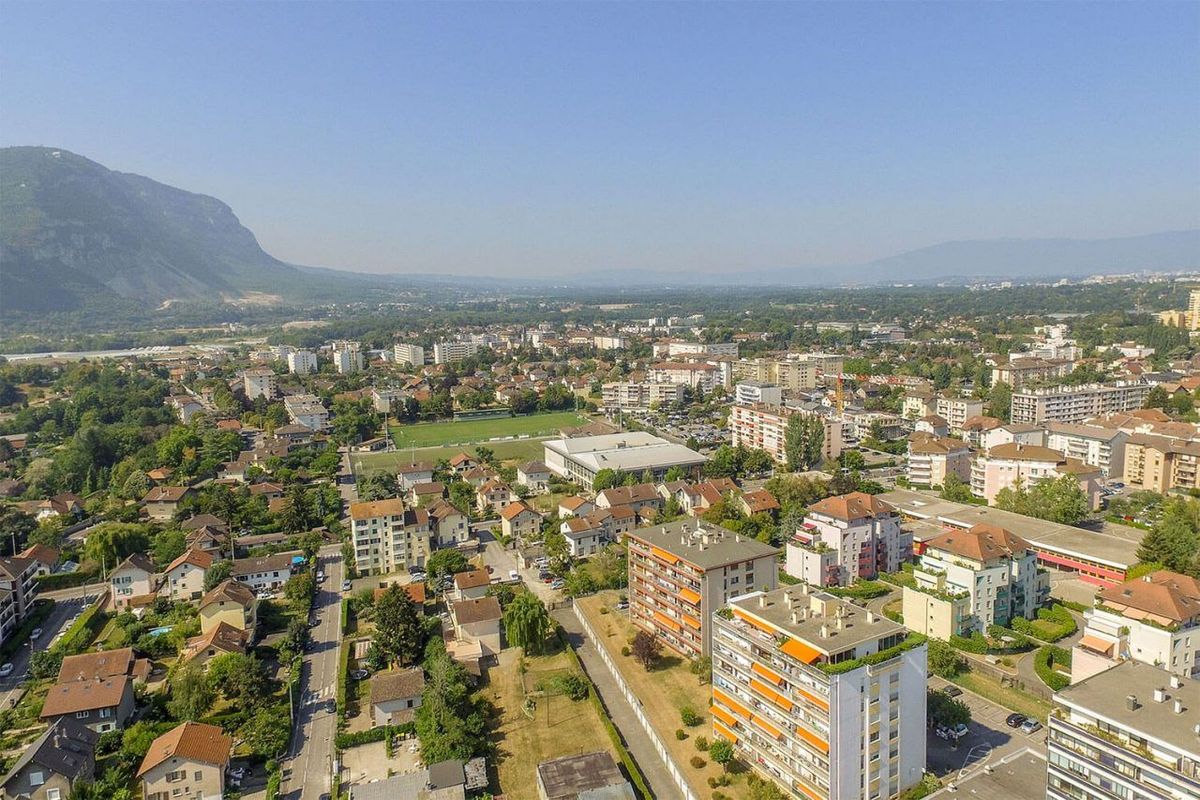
[680,704,702,726]
[1034,645,1072,691]
[599,606,609,615]
[695,736,710,751]
[676,728,687,740]
[690,755,706,769]
[621,645,631,657]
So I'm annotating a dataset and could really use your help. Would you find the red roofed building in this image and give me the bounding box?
[785,493,911,587]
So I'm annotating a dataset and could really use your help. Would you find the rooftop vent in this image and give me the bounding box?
[1154,688,1167,704]
[1126,695,1139,711]
[1176,699,1185,715]
[1171,675,1184,690]
[758,594,767,609]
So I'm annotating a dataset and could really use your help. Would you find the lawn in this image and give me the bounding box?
[353,438,550,474]
[483,647,618,799]
[950,670,1052,721]
[388,411,589,449]
[577,592,754,799]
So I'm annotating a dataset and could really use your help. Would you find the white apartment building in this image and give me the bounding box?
[287,350,318,375]
[1011,382,1151,425]
[667,341,739,358]
[370,387,407,414]
[712,587,927,800]
[905,434,971,489]
[902,523,1047,641]
[785,493,912,587]
[933,396,984,435]
[729,404,844,467]
[241,367,277,400]
[1072,570,1200,682]
[349,499,434,576]
[1045,422,1128,478]
[601,381,683,411]
[393,343,425,366]
[735,381,783,407]
[979,422,1046,453]
[331,340,364,374]
[992,357,1075,390]
[970,442,1102,507]
[282,393,329,431]
[1047,661,1200,800]
[432,340,482,364]
[592,335,627,351]
[647,362,719,392]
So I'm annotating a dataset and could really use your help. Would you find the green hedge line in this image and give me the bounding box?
[335,723,415,750]
[335,621,350,728]
[825,580,891,600]
[556,627,652,800]
[35,568,100,591]
[1011,605,1077,643]
[54,598,108,656]
[1034,646,1072,691]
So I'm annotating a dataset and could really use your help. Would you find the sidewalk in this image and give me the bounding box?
[555,608,675,800]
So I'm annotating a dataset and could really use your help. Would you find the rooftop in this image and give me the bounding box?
[924,523,1032,562]
[370,667,425,704]
[536,751,633,800]
[544,432,706,472]
[451,596,502,625]
[1097,570,1200,625]
[628,519,779,570]
[137,721,232,776]
[808,491,894,522]
[728,586,908,656]
[928,749,1047,799]
[350,498,405,520]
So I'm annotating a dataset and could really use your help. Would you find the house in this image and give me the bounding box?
[561,518,606,558]
[0,719,97,800]
[450,596,503,656]
[452,568,492,601]
[499,501,542,541]
[426,499,469,548]
[394,462,436,490]
[40,677,135,733]
[184,526,228,559]
[230,551,297,593]
[16,544,60,577]
[31,493,84,522]
[198,580,257,638]
[408,481,445,506]
[369,667,425,727]
[557,496,594,519]
[595,483,662,515]
[247,482,285,502]
[516,461,552,494]
[449,453,479,473]
[110,553,158,610]
[536,751,634,800]
[461,466,497,488]
[146,467,174,484]
[138,722,232,800]
[141,486,193,521]
[349,759,475,800]
[57,648,150,686]
[676,479,738,516]
[476,479,513,512]
[738,489,780,518]
[180,514,229,535]
[160,549,213,602]
[179,622,249,669]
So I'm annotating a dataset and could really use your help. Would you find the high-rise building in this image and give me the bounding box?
[784,492,912,587]
[1047,660,1199,800]
[393,343,425,367]
[331,340,363,374]
[1010,382,1151,425]
[286,350,318,375]
[625,520,779,659]
[729,404,844,466]
[711,586,927,800]
[241,367,277,400]
[432,340,482,364]
[282,394,329,431]
[349,499,434,576]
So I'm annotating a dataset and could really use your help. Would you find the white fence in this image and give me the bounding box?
[573,605,700,800]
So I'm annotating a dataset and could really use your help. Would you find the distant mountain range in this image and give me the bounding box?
[2,146,1198,311]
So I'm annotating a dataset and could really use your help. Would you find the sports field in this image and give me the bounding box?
[353,439,548,473]
[388,411,588,448]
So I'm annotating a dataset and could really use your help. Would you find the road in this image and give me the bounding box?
[280,547,344,800]
[0,593,98,707]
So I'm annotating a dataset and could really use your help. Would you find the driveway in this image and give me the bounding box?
[480,535,558,605]
[0,593,97,707]
[926,676,1046,779]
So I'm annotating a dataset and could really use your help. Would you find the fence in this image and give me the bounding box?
[572,604,700,800]
[963,653,1054,701]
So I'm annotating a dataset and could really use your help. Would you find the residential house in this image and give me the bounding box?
[394,462,436,491]
[737,489,780,518]
[16,544,59,577]
[179,622,249,669]
[56,648,150,686]
[426,499,469,548]
[408,482,444,506]
[137,722,232,800]
[453,569,492,601]
[557,496,593,518]
[476,480,513,513]
[230,552,297,594]
[198,580,257,638]
[561,518,607,558]
[0,719,97,800]
[141,486,194,521]
[40,677,134,733]
[449,453,479,474]
[676,479,738,516]
[160,549,213,602]
[450,596,503,656]
[109,553,158,610]
[499,501,542,542]
[369,667,425,727]
[516,461,552,494]
[595,483,664,515]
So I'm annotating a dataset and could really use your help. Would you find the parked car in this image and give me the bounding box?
[550,579,565,590]
[350,669,369,680]
[1021,719,1043,734]
[29,628,42,640]
[316,571,326,583]
[0,663,13,678]
[1005,713,1027,728]
[615,600,629,610]
[942,685,963,697]
[508,569,520,581]
[342,580,352,592]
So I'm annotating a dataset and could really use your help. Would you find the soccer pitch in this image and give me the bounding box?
[387,411,589,448]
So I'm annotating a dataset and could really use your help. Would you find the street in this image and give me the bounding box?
[0,592,97,707]
[280,546,344,800]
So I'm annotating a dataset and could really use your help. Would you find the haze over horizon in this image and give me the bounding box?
[2,2,1198,278]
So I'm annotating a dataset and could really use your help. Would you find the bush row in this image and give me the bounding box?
[1034,645,1072,691]
[335,723,415,750]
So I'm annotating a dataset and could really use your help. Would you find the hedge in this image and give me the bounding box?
[1034,646,1072,691]
[825,580,891,600]
[335,723,414,750]
[54,598,108,656]
[1011,605,1077,643]
[820,633,927,675]
[336,600,351,726]
[556,627,652,800]
[35,568,100,591]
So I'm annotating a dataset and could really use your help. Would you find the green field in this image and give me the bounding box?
[388,411,588,448]
[353,438,549,473]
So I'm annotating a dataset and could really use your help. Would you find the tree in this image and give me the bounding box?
[709,738,734,772]
[592,468,620,492]
[121,721,165,758]
[83,523,151,571]
[988,381,1012,421]
[927,640,965,679]
[167,662,215,721]
[426,549,469,581]
[120,469,151,501]
[1144,385,1170,410]
[150,529,187,567]
[207,653,269,708]
[284,572,316,614]
[784,414,825,472]
[374,584,425,666]
[939,473,974,503]
[241,705,290,757]
[0,508,37,554]
[927,689,972,729]
[503,591,552,653]
[995,475,1088,525]
[414,645,489,762]
[280,484,313,534]
[838,449,866,472]
[203,560,233,590]
[1137,497,1200,574]
[742,448,774,475]
[631,630,662,670]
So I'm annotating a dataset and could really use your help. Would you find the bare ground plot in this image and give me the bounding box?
[576,591,755,799]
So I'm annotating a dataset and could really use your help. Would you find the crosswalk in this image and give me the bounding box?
[303,684,337,705]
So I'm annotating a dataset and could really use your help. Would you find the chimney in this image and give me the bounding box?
[1154,688,1167,703]
[791,611,800,625]
[1171,675,1184,690]
[784,594,794,609]
[1175,699,1185,714]
[758,594,767,609]
[820,624,830,638]
[1126,695,1139,711]
[835,617,844,631]
[866,611,876,623]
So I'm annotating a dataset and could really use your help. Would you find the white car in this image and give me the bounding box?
[30,628,42,640]
[316,571,326,583]
[508,569,520,581]
[0,663,13,678]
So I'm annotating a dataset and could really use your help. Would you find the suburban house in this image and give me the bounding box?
[137,722,232,800]
[57,648,151,686]
[426,500,469,548]
[452,568,492,601]
[738,489,780,518]
[557,496,594,519]
[198,580,258,638]
[476,479,514,512]
[40,677,135,733]
[499,501,542,541]
[0,719,97,800]
[595,483,663,515]
[16,543,60,577]
[141,486,194,521]
[160,549,214,602]
[183,526,228,559]
[369,667,425,727]
[561,518,606,558]
[109,553,158,610]
[449,453,479,474]
[450,596,503,656]
[516,461,552,493]
[408,481,445,506]
[230,552,298,593]
[180,622,249,669]
[394,462,436,491]
[675,478,738,516]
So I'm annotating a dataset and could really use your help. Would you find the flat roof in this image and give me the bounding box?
[929,749,1047,799]
[544,433,706,473]
[880,489,1142,570]
[628,519,779,570]
[1054,660,1200,755]
[729,586,907,654]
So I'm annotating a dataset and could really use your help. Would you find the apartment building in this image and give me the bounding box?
[349,499,434,576]
[286,350,318,375]
[392,343,425,367]
[432,340,482,364]
[729,404,844,466]
[902,523,1047,640]
[785,493,912,587]
[711,586,927,800]
[991,357,1074,390]
[667,341,739,358]
[0,556,38,651]
[732,353,842,392]
[735,381,783,407]
[970,442,1102,508]
[933,396,984,435]
[600,381,683,411]
[626,520,779,658]
[1045,422,1128,478]
[1072,570,1200,682]
[647,362,719,392]
[1047,661,1200,800]
[332,341,364,374]
[1123,433,1200,492]
[282,394,329,431]
[1010,382,1151,425]
[905,434,971,489]
[901,391,937,421]
[979,422,1045,453]
[241,367,277,400]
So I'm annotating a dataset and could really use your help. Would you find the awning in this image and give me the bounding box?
[795,724,830,754]
[794,684,829,710]
[710,705,739,729]
[751,662,784,685]
[780,637,822,664]
[650,546,680,565]
[713,688,751,720]
[750,678,794,712]
[713,720,738,743]
[1078,635,1114,656]
[653,611,681,632]
[751,714,783,739]
[679,586,702,605]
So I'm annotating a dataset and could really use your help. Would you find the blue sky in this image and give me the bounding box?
[2,2,1198,276]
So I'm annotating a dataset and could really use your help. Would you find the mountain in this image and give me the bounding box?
[0,146,300,312]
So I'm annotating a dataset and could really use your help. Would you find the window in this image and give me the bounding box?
[74,711,89,719]
[194,771,202,782]
[46,790,61,800]
[29,771,45,786]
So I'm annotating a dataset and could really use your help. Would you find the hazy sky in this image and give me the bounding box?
[3,2,1198,276]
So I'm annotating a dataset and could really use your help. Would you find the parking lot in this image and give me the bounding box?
[926,677,1046,779]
